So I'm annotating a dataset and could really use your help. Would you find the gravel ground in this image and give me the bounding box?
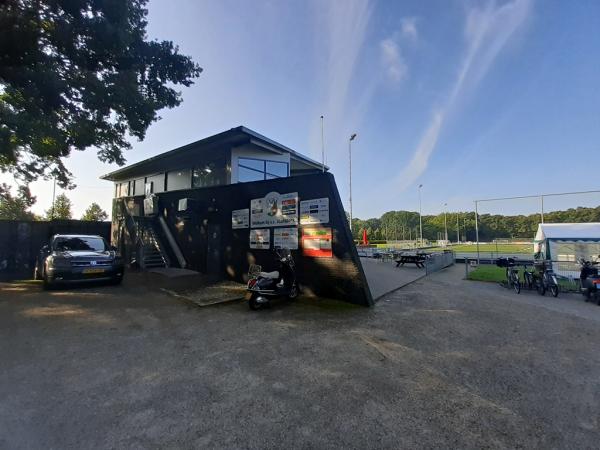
[1,266,599,449]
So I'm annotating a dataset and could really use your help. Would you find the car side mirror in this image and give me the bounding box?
[41,245,50,253]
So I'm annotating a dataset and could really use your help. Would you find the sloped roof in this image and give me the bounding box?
[100,126,328,181]
[534,223,600,241]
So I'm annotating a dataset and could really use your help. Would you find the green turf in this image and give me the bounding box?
[431,243,532,254]
[466,265,507,282]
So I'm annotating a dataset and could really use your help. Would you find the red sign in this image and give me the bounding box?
[301,227,332,258]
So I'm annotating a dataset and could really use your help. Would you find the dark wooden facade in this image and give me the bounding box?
[113,172,373,306]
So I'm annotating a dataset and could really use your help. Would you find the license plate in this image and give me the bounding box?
[83,268,105,274]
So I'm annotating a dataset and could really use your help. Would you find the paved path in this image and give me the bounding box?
[360,257,425,300]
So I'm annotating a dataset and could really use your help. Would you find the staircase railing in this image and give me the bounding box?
[158,215,186,269]
[121,199,144,265]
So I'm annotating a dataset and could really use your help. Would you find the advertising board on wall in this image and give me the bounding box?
[249,229,270,249]
[274,227,298,250]
[251,192,298,228]
[231,208,249,229]
[300,197,329,225]
[301,227,333,257]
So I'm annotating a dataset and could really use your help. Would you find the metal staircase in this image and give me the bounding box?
[120,199,171,270]
[138,223,170,269]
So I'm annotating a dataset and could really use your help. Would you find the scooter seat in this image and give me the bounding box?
[259,271,279,279]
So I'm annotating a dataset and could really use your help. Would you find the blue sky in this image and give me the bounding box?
[5,0,600,219]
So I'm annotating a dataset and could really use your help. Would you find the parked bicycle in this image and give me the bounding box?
[534,260,559,297]
[496,257,520,294]
[522,265,535,290]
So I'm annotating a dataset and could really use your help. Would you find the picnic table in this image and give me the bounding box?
[395,252,427,268]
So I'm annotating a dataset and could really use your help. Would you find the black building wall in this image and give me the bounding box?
[0,220,111,281]
[114,173,373,306]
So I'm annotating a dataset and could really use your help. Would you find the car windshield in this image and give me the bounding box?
[53,237,106,252]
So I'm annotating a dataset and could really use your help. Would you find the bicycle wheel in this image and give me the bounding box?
[550,284,559,297]
[537,281,546,296]
[513,277,521,294]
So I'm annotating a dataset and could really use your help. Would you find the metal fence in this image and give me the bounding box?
[425,251,456,275]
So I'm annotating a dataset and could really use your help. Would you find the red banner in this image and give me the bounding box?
[301,227,332,258]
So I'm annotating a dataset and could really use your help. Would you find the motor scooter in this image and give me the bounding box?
[579,257,600,305]
[246,248,298,310]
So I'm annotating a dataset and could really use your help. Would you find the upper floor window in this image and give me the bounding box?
[116,182,129,197]
[193,158,227,188]
[238,158,288,183]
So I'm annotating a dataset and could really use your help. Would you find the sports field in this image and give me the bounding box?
[431,243,532,254]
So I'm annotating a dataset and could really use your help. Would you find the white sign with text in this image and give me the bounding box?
[250,192,298,227]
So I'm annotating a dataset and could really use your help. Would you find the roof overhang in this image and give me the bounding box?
[100,126,328,182]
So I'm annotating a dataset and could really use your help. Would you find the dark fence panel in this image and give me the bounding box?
[0,220,111,281]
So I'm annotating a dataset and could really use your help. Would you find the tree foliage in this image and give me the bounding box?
[352,206,600,242]
[0,183,36,220]
[45,193,72,219]
[0,0,202,188]
[81,202,108,221]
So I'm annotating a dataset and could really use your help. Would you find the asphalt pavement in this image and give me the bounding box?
[1,266,599,449]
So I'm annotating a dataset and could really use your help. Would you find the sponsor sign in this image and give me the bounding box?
[249,229,270,249]
[251,192,298,227]
[274,227,299,250]
[301,227,333,258]
[300,197,329,225]
[232,208,249,229]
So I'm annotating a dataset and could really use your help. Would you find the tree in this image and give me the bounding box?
[46,193,72,220]
[81,202,108,221]
[0,183,36,220]
[0,0,202,188]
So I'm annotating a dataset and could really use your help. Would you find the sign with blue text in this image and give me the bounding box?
[250,192,298,228]
[300,197,329,225]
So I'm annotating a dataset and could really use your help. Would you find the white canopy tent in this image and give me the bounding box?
[534,223,600,277]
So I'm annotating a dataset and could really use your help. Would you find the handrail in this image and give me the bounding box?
[157,215,186,269]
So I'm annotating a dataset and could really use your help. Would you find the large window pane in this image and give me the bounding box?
[147,173,165,193]
[192,160,227,188]
[238,166,264,182]
[133,178,145,196]
[239,158,264,171]
[167,169,191,191]
[266,161,288,178]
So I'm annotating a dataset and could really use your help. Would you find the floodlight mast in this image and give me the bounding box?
[348,133,357,232]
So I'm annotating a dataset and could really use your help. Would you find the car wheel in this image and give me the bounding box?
[33,262,41,281]
[111,275,123,285]
[42,272,53,290]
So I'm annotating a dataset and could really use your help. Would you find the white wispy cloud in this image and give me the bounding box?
[380,38,408,83]
[309,0,373,168]
[400,17,418,42]
[395,0,532,191]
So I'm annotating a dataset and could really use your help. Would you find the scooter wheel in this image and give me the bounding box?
[249,296,261,311]
[288,285,298,299]
[583,289,591,302]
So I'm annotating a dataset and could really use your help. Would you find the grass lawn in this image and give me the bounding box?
[432,243,532,254]
[466,265,507,282]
